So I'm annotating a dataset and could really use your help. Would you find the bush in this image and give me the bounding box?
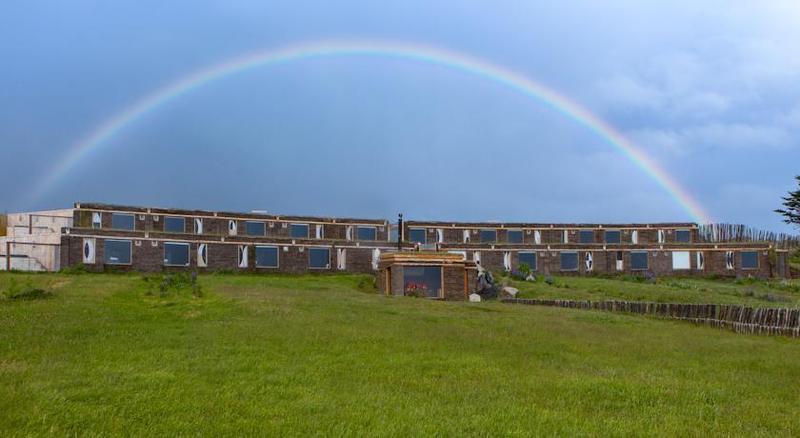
[1,278,53,301]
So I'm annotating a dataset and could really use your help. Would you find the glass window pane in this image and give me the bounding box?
[672,251,690,270]
[605,230,621,244]
[164,243,189,266]
[408,228,426,244]
[309,248,330,268]
[245,221,265,236]
[357,226,377,241]
[675,230,691,243]
[631,251,648,270]
[403,266,442,298]
[741,251,758,269]
[164,217,185,233]
[507,230,523,243]
[104,240,131,264]
[111,213,134,230]
[480,230,496,243]
[560,252,578,271]
[389,226,399,242]
[256,246,279,268]
[579,230,594,244]
[519,252,537,271]
[290,224,308,238]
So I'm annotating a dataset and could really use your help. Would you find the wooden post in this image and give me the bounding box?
[6,241,10,271]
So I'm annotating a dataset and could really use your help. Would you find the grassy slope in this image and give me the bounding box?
[509,275,800,307]
[1,272,799,435]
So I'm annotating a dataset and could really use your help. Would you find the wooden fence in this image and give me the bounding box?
[697,223,800,249]
[502,298,800,337]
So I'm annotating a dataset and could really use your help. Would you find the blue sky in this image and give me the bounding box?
[1,1,799,230]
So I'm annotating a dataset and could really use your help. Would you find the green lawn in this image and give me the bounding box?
[1,272,799,435]
[507,274,800,307]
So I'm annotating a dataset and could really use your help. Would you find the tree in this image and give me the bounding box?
[775,175,800,228]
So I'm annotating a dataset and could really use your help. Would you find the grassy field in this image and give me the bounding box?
[1,272,800,435]
[506,274,800,307]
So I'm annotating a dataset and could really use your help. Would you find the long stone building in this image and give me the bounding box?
[2,203,795,286]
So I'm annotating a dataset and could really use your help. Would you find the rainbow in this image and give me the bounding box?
[30,39,712,223]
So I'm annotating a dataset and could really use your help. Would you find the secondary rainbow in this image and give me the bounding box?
[30,40,712,223]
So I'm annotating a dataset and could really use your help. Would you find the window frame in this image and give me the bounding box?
[308,247,331,269]
[110,213,135,231]
[506,229,523,244]
[290,223,309,239]
[671,251,691,270]
[479,229,497,243]
[741,251,759,270]
[164,216,186,234]
[245,221,266,236]
[255,245,280,268]
[163,242,190,267]
[104,239,132,265]
[604,230,621,244]
[560,251,579,272]
[356,226,377,241]
[675,229,692,243]
[408,228,427,244]
[579,230,595,244]
[630,251,649,271]
[518,251,537,271]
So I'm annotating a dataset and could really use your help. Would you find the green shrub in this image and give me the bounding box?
[0,278,53,301]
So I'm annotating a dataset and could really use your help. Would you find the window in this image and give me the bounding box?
[164,217,185,233]
[389,225,399,242]
[309,248,330,269]
[111,213,134,230]
[408,228,426,244]
[357,226,377,241]
[245,221,265,236]
[255,246,279,268]
[672,251,690,270]
[631,251,648,270]
[104,240,131,265]
[290,223,309,238]
[480,229,497,243]
[91,212,102,229]
[163,242,190,266]
[560,252,578,271]
[675,229,691,243]
[507,230,523,244]
[579,230,594,244]
[604,230,621,244]
[741,251,759,269]
[403,266,442,298]
[519,252,537,271]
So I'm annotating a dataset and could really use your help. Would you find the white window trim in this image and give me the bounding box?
[245,221,266,236]
[104,239,132,265]
[255,245,280,268]
[163,242,190,267]
[164,216,186,234]
[290,223,310,239]
[560,251,579,272]
[671,251,691,270]
[110,213,135,231]
[518,251,537,271]
[409,228,427,244]
[308,248,331,269]
[741,251,759,270]
[630,251,649,271]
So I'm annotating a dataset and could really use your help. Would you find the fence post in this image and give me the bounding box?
[6,241,10,271]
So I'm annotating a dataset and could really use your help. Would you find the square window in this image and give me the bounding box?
[675,229,691,243]
[480,229,497,243]
[672,251,690,270]
[163,242,190,266]
[507,230,523,243]
[104,240,131,265]
[245,221,266,236]
[519,252,537,271]
[357,226,377,241]
[111,213,134,230]
[631,251,648,270]
[604,230,621,244]
[164,217,185,233]
[389,225,399,242]
[560,252,578,271]
[309,248,330,269]
[290,224,309,238]
[403,266,442,298]
[408,228,426,244]
[741,251,758,269]
[579,230,595,244]
[255,246,279,268]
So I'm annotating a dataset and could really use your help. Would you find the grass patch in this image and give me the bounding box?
[0,272,799,435]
